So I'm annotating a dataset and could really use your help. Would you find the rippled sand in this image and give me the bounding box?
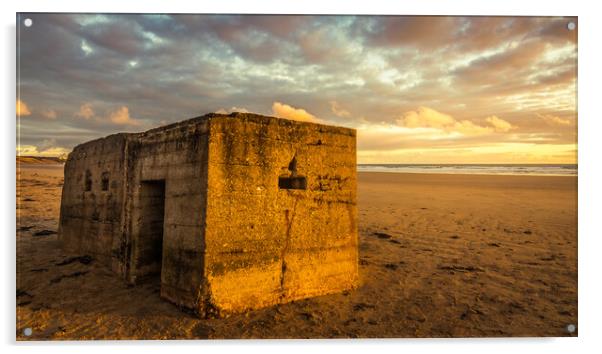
[16,165,577,339]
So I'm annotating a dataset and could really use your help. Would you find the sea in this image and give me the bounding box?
[17,162,577,177]
[357,164,577,177]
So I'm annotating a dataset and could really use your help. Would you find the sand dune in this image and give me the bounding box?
[16,167,577,339]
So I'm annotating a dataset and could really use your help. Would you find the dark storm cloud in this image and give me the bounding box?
[17,14,577,162]
[353,16,461,49]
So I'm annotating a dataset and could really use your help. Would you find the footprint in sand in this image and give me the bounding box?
[540,255,556,261]
[33,230,57,237]
[50,271,89,284]
[373,232,392,239]
[55,255,93,266]
[384,263,398,270]
[353,303,376,311]
[17,289,32,298]
[438,264,485,273]
[30,268,48,272]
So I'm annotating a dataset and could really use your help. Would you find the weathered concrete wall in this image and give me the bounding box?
[58,133,129,267]
[202,113,358,316]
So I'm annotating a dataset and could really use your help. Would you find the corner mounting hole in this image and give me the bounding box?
[567,22,576,31]
[279,176,307,190]
[24,18,33,27]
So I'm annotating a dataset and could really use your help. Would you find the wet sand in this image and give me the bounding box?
[16,166,577,339]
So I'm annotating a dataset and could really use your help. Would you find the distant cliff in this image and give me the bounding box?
[17,156,66,164]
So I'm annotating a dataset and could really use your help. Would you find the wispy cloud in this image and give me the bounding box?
[41,109,58,120]
[329,100,351,118]
[75,103,94,119]
[17,100,31,117]
[539,114,573,126]
[485,115,514,132]
[271,102,321,123]
[397,106,514,136]
[215,106,250,114]
[108,106,141,126]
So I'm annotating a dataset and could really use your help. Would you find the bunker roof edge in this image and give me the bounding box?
[69,112,356,157]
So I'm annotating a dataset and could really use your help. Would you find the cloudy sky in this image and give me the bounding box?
[17,14,577,163]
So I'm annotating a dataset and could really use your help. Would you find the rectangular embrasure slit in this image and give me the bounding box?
[279,176,307,190]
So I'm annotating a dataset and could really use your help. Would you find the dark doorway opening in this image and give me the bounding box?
[137,180,166,282]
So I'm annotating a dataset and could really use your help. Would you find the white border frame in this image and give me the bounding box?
[3,1,600,353]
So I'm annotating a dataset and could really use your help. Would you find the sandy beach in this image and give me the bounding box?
[16,165,577,339]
